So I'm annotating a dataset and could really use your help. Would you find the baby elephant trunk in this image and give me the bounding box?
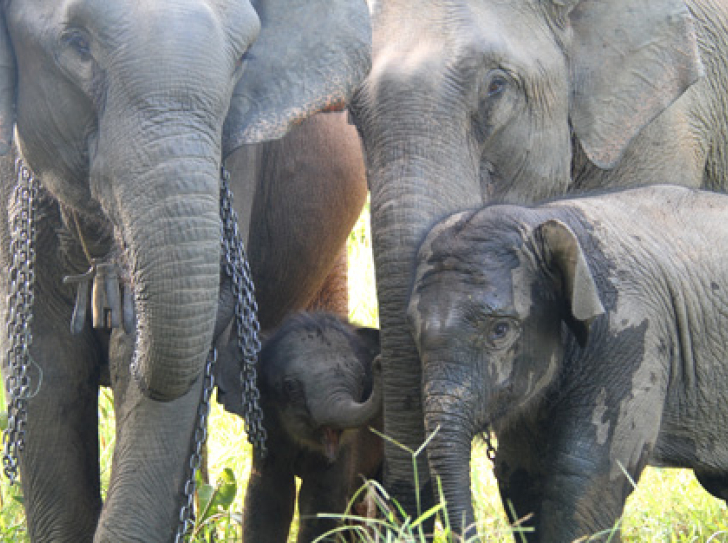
[312,357,383,430]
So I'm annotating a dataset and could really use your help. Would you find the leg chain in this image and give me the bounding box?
[175,349,216,543]
[483,425,497,462]
[219,167,267,457]
[2,158,39,484]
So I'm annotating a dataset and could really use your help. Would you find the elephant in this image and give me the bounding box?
[225,109,367,331]
[218,312,382,543]
[0,0,370,541]
[348,0,728,518]
[406,184,728,541]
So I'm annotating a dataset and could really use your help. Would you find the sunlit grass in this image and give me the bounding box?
[2,199,727,541]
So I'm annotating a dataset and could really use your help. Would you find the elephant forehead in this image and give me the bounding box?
[281,328,360,372]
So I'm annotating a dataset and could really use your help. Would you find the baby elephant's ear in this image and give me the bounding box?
[535,219,605,348]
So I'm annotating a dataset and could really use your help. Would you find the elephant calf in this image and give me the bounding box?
[407,185,728,542]
[233,312,382,543]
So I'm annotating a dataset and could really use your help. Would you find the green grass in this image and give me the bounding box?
[2,200,728,541]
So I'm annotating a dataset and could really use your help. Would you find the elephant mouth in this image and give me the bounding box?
[321,426,342,462]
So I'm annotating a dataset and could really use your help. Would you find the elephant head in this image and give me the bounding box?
[406,207,605,535]
[258,313,381,461]
[348,0,701,515]
[0,0,371,401]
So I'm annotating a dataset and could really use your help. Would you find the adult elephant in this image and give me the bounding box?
[0,1,370,542]
[226,110,367,331]
[349,0,728,528]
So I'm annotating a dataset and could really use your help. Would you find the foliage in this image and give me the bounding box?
[1,201,728,541]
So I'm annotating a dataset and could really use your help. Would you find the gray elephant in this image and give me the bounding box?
[407,184,728,541]
[0,1,370,541]
[348,0,728,516]
[226,110,367,330]
[221,312,382,543]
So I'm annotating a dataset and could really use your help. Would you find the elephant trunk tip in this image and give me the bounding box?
[130,351,200,402]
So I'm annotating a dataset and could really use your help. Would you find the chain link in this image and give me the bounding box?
[2,158,39,484]
[174,349,216,543]
[483,426,497,462]
[174,166,268,540]
[219,166,267,457]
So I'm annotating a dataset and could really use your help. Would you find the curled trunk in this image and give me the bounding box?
[311,362,383,429]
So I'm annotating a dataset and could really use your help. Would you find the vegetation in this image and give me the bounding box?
[1,201,727,541]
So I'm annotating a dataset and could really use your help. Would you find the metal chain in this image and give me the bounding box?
[483,426,497,462]
[174,348,216,543]
[174,166,268,540]
[219,166,267,457]
[2,158,39,484]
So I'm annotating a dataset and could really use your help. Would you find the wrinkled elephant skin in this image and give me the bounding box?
[224,110,368,331]
[0,0,370,541]
[409,185,728,541]
[350,0,728,517]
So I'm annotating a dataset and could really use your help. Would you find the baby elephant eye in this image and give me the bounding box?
[491,321,510,340]
[282,378,302,400]
[486,318,519,349]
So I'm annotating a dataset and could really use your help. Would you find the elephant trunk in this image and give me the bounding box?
[99,118,223,402]
[424,386,478,538]
[127,169,220,401]
[362,134,484,514]
[311,360,382,429]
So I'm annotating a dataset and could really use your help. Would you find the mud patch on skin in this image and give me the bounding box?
[591,388,610,446]
[407,210,476,344]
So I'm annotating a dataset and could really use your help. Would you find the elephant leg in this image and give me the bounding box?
[694,470,728,501]
[537,415,656,543]
[243,450,296,543]
[493,428,546,542]
[296,460,350,543]
[229,111,366,330]
[15,310,102,542]
[304,246,349,317]
[94,330,205,542]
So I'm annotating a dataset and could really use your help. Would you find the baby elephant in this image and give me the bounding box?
[242,312,382,543]
[408,185,728,542]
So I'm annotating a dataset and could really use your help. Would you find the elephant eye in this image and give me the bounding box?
[487,76,508,97]
[491,321,510,339]
[282,378,303,402]
[486,318,520,350]
[483,70,509,99]
[63,31,92,61]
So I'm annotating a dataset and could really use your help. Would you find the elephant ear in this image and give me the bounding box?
[222,0,371,156]
[564,0,703,169]
[535,219,604,348]
[0,7,16,155]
